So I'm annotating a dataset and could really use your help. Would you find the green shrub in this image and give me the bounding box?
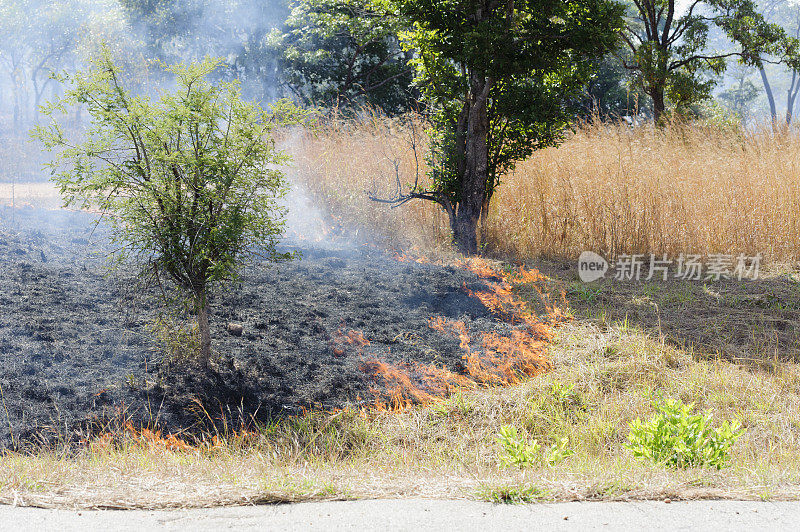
[497,425,573,467]
[625,398,743,469]
[497,425,540,468]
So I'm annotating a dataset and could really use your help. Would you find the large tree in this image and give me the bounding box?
[620,0,798,123]
[35,52,303,365]
[379,0,623,255]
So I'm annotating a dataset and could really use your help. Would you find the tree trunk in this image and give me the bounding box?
[13,92,19,130]
[786,70,799,125]
[651,85,666,124]
[760,66,777,123]
[452,71,492,256]
[453,210,479,255]
[197,290,212,366]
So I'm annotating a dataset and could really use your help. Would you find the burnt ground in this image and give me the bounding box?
[0,207,528,448]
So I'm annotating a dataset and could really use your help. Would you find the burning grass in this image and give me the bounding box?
[0,206,571,447]
[4,119,800,507]
[3,236,798,507]
[360,258,559,409]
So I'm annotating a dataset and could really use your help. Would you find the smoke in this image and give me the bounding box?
[276,127,366,250]
[0,0,370,255]
[117,0,288,103]
[280,184,344,249]
[0,0,289,182]
[0,0,327,244]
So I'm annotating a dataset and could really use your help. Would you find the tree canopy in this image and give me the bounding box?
[270,0,417,113]
[620,0,800,122]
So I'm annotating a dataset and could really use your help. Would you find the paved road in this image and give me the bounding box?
[0,499,797,531]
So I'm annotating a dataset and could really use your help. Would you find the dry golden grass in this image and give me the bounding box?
[4,320,800,508]
[285,116,449,253]
[487,121,800,261]
[288,118,800,262]
[10,116,799,262]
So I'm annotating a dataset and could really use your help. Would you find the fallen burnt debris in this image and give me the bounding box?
[0,208,563,448]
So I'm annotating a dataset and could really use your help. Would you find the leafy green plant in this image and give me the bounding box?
[497,425,539,468]
[544,381,588,421]
[549,382,575,401]
[625,398,743,469]
[35,49,308,365]
[430,392,474,417]
[545,437,574,466]
[497,425,575,468]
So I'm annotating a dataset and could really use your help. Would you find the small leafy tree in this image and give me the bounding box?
[34,51,303,365]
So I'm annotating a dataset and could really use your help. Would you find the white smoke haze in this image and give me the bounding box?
[0,0,344,244]
[280,183,344,248]
[0,0,287,178]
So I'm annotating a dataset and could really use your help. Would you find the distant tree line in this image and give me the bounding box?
[4,0,800,129]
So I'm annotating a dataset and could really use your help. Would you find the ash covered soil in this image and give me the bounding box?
[0,207,543,448]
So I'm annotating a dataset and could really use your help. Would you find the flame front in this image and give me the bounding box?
[89,423,195,452]
[361,256,568,410]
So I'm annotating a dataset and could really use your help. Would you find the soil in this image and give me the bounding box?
[0,206,523,448]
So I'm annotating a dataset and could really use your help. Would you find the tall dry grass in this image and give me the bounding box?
[285,115,450,253]
[487,121,800,262]
[288,117,800,263]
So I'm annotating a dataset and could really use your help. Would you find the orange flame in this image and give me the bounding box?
[360,359,475,411]
[89,423,195,453]
[361,256,567,410]
[331,327,370,356]
[392,247,431,264]
[458,257,569,325]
